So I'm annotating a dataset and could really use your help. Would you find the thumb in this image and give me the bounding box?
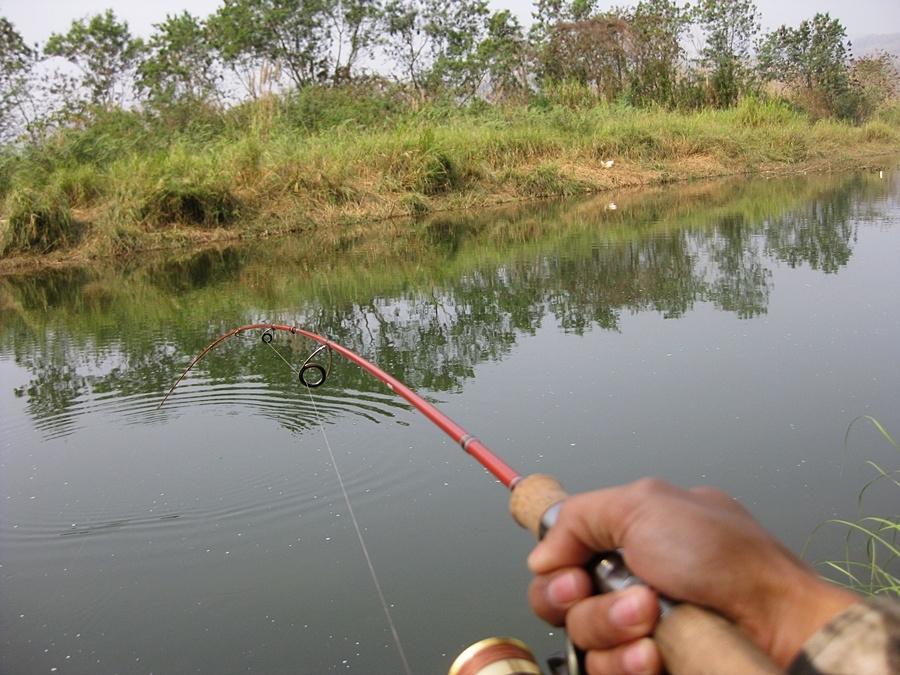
[527,485,641,574]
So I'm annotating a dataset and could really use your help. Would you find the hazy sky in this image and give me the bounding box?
[3,0,898,46]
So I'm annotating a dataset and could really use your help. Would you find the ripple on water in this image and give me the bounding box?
[2,375,427,553]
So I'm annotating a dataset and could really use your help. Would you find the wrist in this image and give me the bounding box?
[770,574,858,667]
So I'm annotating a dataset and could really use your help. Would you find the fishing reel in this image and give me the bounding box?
[449,550,672,675]
[449,636,578,675]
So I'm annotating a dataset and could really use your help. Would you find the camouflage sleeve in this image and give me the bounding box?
[788,597,900,675]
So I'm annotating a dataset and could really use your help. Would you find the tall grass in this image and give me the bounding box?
[812,417,899,597]
[1,86,898,259]
[1,186,76,255]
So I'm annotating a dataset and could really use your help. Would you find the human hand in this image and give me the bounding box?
[527,478,858,675]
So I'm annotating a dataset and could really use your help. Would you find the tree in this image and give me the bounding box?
[539,14,630,99]
[626,0,689,107]
[529,0,598,44]
[326,0,383,82]
[44,10,144,108]
[208,0,332,94]
[137,12,220,109]
[1,17,34,142]
[694,0,760,107]
[530,0,567,46]
[847,51,900,121]
[383,0,489,100]
[757,13,852,116]
[477,10,530,102]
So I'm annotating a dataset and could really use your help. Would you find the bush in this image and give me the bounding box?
[282,82,409,133]
[41,108,153,168]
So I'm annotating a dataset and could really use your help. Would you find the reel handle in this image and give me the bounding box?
[509,474,782,675]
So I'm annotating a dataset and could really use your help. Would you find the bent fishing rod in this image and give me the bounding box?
[159,323,779,675]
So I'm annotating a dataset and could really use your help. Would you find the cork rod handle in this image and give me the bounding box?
[509,474,783,675]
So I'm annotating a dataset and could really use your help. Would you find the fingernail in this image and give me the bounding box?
[622,638,654,675]
[546,572,579,605]
[609,592,642,627]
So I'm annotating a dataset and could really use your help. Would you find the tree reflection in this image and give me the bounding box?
[0,171,892,433]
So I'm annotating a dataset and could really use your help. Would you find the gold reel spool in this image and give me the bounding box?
[449,637,542,675]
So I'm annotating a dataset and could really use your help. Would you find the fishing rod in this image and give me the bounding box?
[160,323,779,675]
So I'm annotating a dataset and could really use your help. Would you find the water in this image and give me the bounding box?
[1,170,899,674]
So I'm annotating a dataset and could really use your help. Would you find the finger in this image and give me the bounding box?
[584,637,662,675]
[566,585,659,651]
[528,478,680,574]
[528,568,594,625]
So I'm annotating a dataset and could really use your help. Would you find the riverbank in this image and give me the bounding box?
[1,96,898,274]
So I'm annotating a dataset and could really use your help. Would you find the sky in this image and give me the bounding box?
[2,0,899,46]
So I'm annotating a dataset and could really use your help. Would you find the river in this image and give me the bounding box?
[1,170,899,674]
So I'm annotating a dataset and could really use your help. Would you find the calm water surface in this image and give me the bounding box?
[2,171,899,674]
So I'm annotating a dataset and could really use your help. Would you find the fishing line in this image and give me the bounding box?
[162,323,781,675]
[263,336,413,675]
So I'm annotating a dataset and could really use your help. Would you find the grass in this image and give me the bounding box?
[811,417,899,598]
[1,185,76,255]
[1,87,899,264]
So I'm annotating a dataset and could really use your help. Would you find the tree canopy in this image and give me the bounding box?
[44,10,144,108]
[0,1,894,145]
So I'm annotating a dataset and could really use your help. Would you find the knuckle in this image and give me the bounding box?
[629,477,671,498]
[689,485,746,513]
[689,484,729,500]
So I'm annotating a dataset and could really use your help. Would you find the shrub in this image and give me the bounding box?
[283,82,409,133]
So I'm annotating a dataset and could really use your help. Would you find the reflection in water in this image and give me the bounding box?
[0,172,893,438]
[1,169,898,675]
[150,247,244,293]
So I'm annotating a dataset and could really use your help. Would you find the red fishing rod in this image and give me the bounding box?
[159,322,520,487]
[159,323,778,675]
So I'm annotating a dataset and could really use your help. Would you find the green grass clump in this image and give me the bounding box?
[417,148,462,195]
[516,163,585,197]
[862,120,899,144]
[40,108,153,168]
[733,97,797,128]
[141,180,240,229]
[874,102,900,127]
[1,187,75,254]
[812,417,899,598]
[51,164,104,206]
[121,147,242,229]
